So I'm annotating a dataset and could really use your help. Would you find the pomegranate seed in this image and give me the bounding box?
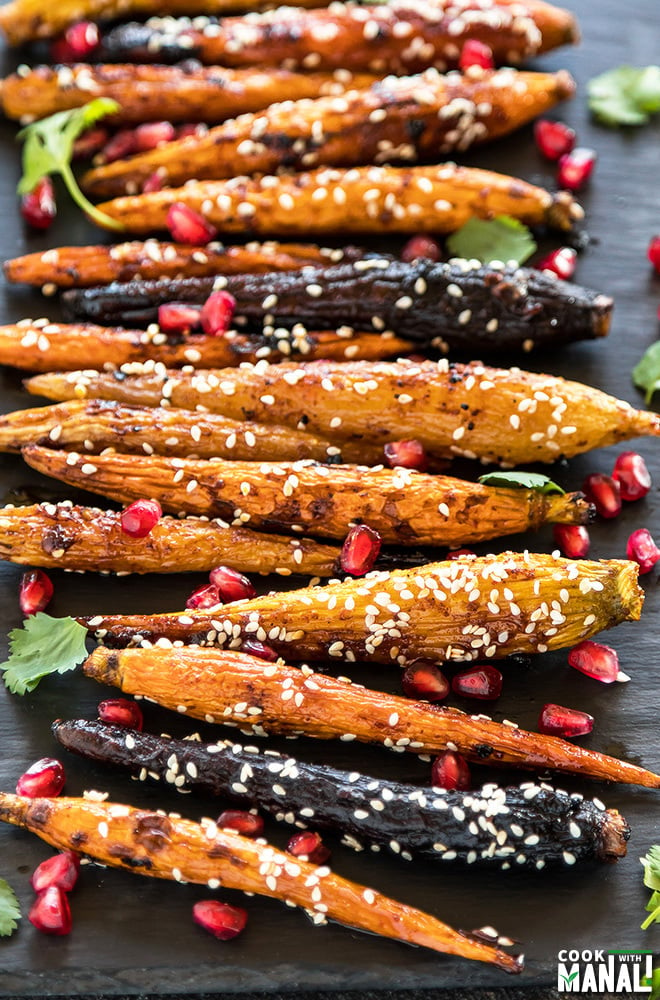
[648,236,660,274]
[568,640,620,683]
[553,524,590,559]
[612,451,651,501]
[538,703,594,738]
[135,121,176,152]
[626,528,660,574]
[200,290,236,336]
[340,524,382,576]
[177,123,205,139]
[458,39,494,71]
[186,583,222,609]
[20,177,56,230]
[401,659,449,702]
[193,900,248,940]
[536,247,577,281]
[31,852,80,893]
[400,234,441,263]
[383,439,428,471]
[120,498,162,538]
[157,302,202,333]
[208,565,256,602]
[431,750,471,791]
[73,126,110,161]
[557,147,597,191]
[286,831,331,864]
[167,202,217,245]
[240,638,278,661]
[98,698,144,730]
[51,20,99,61]
[98,129,137,164]
[142,171,164,194]
[534,119,576,161]
[16,758,65,798]
[582,473,621,518]
[451,665,503,700]
[217,810,264,838]
[446,548,476,560]
[29,887,72,935]
[19,569,54,615]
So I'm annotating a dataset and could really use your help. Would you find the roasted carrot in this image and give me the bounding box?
[53,720,630,867]
[82,551,644,662]
[81,69,576,199]
[0,792,522,972]
[20,446,593,547]
[79,644,659,789]
[0,502,341,576]
[25,359,660,467]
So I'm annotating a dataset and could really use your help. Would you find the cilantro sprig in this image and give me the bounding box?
[478,471,565,495]
[17,99,124,230]
[0,879,21,938]
[588,65,660,126]
[632,342,660,405]
[0,614,89,696]
[641,846,660,929]
[446,216,537,267]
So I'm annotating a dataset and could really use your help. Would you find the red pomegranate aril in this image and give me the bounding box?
[31,852,80,893]
[431,750,471,791]
[98,698,144,731]
[612,451,651,501]
[177,123,205,139]
[186,583,222,609]
[240,638,278,661]
[458,39,494,71]
[167,202,217,245]
[51,19,99,61]
[582,473,621,518]
[217,810,264,838]
[142,171,164,194]
[73,126,110,161]
[383,439,428,471]
[135,121,176,152]
[29,887,72,935]
[157,302,202,333]
[538,703,594,738]
[120,498,162,538]
[626,528,660,574]
[20,177,56,231]
[19,569,54,615]
[536,247,577,281]
[451,665,503,700]
[16,758,66,798]
[200,290,236,336]
[648,236,660,273]
[193,899,248,940]
[400,234,441,263]
[209,565,256,602]
[557,147,597,191]
[286,831,331,864]
[401,660,449,702]
[340,524,382,576]
[98,128,138,164]
[568,639,620,683]
[552,524,590,559]
[533,119,576,161]
[446,548,476,560]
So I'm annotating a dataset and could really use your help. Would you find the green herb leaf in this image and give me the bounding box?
[446,215,537,266]
[632,342,660,405]
[642,846,660,891]
[0,614,89,696]
[588,65,660,126]
[0,879,21,938]
[477,471,565,494]
[17,99,124,230]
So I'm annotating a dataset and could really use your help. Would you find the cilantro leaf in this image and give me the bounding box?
[0,879,21,938]
[632,342,660,404]
[588,65,660,126]
[478,471,565,494]
[641,848,660,929]
[17,99,124,230]
[1,614,89,696]
[446,216,537,267]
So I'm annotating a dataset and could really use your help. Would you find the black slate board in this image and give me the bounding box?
[1,0,660,994]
